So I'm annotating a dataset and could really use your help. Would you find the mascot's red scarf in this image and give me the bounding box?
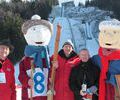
[99,47,120,100]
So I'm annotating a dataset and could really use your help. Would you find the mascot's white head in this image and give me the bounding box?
[99,19,120,49]
[22,14,53,46]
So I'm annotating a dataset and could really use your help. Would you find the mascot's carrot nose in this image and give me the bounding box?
[105,43,112,46]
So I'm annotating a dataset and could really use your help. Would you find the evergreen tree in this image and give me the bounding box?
[0,0,52,63]
[87,0,120,20]
[11,0,22,2]
[0,11,26,64]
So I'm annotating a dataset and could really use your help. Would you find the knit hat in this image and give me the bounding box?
[21,14,53,34]
[99,19,120,31]
[62,39,74,48]
[0,39,14,52]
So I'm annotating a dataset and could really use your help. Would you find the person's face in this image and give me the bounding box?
[0,45,10,60]
[79,50,90,62]
[63,44,73,57]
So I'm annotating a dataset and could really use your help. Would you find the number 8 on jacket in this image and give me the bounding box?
[34,72,45,93]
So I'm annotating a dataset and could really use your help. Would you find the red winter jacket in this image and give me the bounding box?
[0,58,16,100]
[51,50,80,100]
[18,57,47,100]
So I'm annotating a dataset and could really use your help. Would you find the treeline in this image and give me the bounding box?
[0,0,55,64]
[85,0,120,20]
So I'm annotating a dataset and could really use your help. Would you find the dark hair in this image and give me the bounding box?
[0,39,14,52]
[62,40,74,48]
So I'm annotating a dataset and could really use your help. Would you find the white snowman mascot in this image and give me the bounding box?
[18,14,52,100]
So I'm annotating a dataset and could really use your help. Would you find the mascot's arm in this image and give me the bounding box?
[91,55,101,69]
[18,60,30,88]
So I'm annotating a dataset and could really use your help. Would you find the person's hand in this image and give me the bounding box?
[87,86,97,94]
[68,61,75,67]
[52,61,58,69]
[86,94,92,99]
[28,79,34,87]
[80,90,87,96]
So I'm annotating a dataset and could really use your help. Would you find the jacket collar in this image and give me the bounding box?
[58,49,77,60]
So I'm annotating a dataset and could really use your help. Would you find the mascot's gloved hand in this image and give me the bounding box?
[87,86,97,94]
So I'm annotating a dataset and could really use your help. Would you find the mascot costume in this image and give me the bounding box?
[18,14,52,100]
[92,19,120,100]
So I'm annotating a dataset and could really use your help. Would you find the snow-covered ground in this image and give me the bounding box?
[49,17,100,56]
[49,4,112,56]
[58,0,87,7]
[15,63,21,100]
[16,86,22,100]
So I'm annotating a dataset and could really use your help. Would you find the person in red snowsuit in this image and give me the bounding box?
[0,39,16,100]
[50,40,81,100]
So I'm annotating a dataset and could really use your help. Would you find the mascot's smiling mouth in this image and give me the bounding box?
[105,43,112,46]
[35,42,43,44]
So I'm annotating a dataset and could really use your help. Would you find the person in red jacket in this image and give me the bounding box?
[50,40,81,100]
[0,38,16,100]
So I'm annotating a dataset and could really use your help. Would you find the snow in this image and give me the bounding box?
[15,63,22,100]
[15,63,21,84]
[16,87,22,100]
[48,17,100,57]
[49,5,112,56]
[58,0,89,7]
